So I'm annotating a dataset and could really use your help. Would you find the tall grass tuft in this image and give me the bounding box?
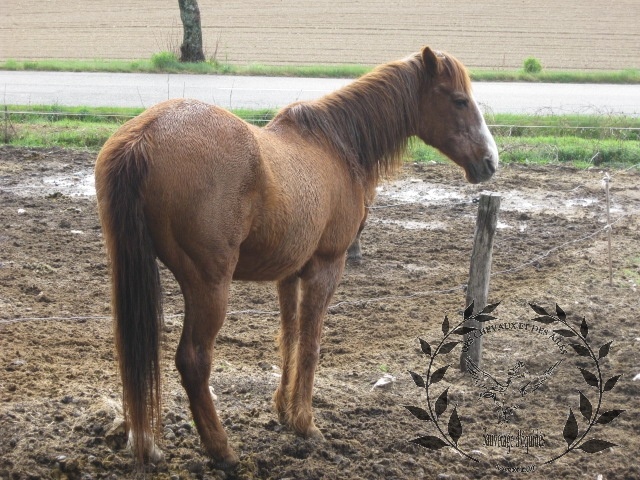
[523,57,543,74]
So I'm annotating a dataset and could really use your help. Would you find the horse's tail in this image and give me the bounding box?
[95,120,163,464]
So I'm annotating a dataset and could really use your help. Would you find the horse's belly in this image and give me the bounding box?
[232,225,324,281]
[232,253,304,281]
[233,214,356,282]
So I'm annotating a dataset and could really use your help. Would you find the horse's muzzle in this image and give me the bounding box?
[466,154,498,184]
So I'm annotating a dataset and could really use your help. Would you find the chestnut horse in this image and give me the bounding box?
[95,46,498,467]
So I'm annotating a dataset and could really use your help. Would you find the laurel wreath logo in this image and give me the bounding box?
[404,301,624,466]
[526,302,624,463]
[404,300,499,462]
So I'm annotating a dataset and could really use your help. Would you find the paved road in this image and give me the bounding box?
[2,71,639,116]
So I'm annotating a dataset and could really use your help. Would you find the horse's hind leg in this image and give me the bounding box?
[175,273,239,468]
[274,274,301,423]
[287,255,345,439]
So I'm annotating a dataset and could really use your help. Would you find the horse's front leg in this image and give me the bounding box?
[346,230,363,264]
[347,201,370,264]
[287,255,345,439]
[347,190,374,264]
[274,274,301,424]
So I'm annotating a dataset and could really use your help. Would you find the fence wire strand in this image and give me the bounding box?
[4,110,640,133]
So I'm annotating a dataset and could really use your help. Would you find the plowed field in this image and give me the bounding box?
[1,1,639,70]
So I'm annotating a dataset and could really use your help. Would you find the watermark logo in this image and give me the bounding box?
[465,355,563,424]
[404,302,624,473]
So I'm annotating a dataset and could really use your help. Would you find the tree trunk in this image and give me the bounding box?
[178,0,205,62]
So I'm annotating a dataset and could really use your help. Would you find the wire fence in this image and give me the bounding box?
[4,109,640,137]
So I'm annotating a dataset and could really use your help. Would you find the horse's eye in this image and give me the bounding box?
[453,97,469,108]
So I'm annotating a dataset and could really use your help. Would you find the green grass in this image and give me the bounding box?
[487,114,640,141]
[470,68,640,84]
[378,364,390,373]
[0,55,370,78]
[3,104,145,123]
[9,121,116,149]
[2,106,639,168]
[1,105,280,148]
[1,55,639,83]
[496,137,640,166]
[410,137,640,168]
[2,104,276,125]
[621,255,640,286]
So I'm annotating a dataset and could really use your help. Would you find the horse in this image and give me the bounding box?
[94,46,498,468]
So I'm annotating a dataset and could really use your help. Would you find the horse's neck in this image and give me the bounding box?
[272,61,421,183]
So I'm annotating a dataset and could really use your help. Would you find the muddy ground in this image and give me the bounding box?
[0,146,639,479]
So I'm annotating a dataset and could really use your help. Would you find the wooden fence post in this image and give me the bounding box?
[460,193,501,371]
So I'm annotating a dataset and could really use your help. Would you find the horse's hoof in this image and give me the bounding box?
[277,411,289,425]
[273,392,290,425]
[346,254,362,265]
[304,425,325,442]
[149,445,165,463]
[215,449,240,471]
[127,430,164,463]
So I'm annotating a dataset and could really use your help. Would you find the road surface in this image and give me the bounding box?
[1,71,639,116]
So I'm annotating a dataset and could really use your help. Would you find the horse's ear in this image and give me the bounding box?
[421,46,440,78]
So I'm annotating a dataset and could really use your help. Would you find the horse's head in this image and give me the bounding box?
[416,47,498,184]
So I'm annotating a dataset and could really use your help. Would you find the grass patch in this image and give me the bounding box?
[489,113,640,129]
[0,105,279,148]
[488,114,640,140]
[410,136,640,168]
[3,104,145,123]
[0,57,370,78]
[150,51,181,70]
[2,106,639,168]
[497,136,640,167]
[2,104,278,126]
[7,119,118,149]
[523,57,543,74]
[1,57,639,84]
[469,68,640,84]
[621,255,640,286]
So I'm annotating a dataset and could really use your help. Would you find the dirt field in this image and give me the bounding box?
[1,0,639,70]
[0,146,639,479]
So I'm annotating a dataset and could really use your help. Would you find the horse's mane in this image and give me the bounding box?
[268,51,471,181]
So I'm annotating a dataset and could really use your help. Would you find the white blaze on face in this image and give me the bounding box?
[473,97,499,170]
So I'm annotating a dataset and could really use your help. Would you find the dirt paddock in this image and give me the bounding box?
[0,146,639,479]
